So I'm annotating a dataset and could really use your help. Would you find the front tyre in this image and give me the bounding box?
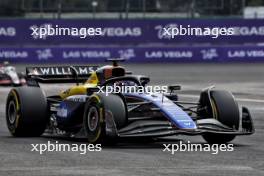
[84,98,104,143]
[199,90,239,144]
[83,94,127,144]
[202,133,236,144]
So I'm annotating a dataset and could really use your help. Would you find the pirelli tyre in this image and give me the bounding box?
[83,93,127,144]
[6,87,48,137]
[200,90,240,144]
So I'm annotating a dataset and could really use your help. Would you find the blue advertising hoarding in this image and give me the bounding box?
[1,46,264,63]
[0,19,264,45]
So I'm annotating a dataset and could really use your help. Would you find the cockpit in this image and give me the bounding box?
[95,65,126,83]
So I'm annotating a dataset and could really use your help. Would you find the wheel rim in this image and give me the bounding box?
[8,100,17,124]
[87,106,99,132]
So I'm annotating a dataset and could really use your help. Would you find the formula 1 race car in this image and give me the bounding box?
[5,59,254,144]
[0,62,26,86]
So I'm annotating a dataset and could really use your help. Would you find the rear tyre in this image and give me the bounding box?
[83,94,127,144]
[199,90,240,144]
[6,87,48,137]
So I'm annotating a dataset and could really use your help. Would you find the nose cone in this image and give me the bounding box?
[8,73,20,84]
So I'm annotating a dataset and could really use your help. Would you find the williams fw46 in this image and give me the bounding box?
[5,60,254,144]
[0,62,26,86]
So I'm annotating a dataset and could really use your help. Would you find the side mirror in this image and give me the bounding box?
[69,66,79,85]
[140,77,150,86]
[168,85,181,93]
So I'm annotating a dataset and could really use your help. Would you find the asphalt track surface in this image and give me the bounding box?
[0,63,264,176]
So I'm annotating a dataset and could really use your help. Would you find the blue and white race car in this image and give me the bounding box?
[5,59,254,144]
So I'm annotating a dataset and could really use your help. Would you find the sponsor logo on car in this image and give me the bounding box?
[27,66,98,76]
[57,103,68,118]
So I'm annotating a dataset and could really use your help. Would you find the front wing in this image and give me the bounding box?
[105,107,254,138]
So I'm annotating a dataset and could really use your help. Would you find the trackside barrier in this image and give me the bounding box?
[1,46,264,63]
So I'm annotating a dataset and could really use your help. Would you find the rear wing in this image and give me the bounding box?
[26,65,98,83]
